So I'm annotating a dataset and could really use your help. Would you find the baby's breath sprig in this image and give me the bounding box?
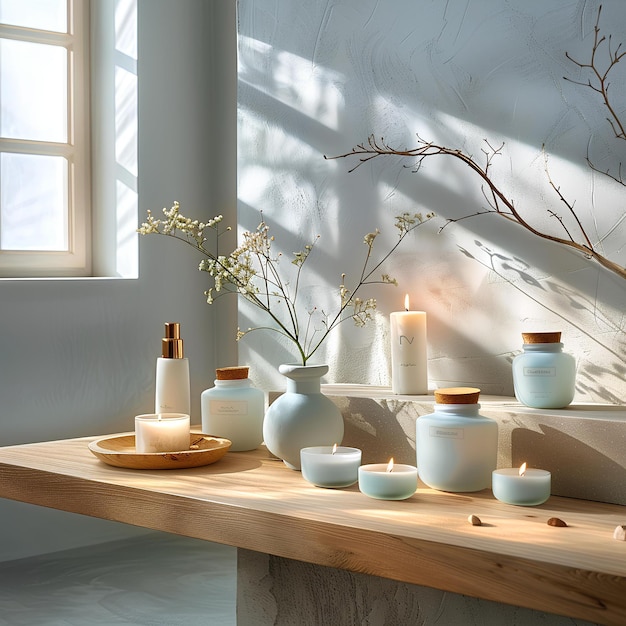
[138,203,433,364]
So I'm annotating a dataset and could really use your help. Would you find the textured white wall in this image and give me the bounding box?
[237,0,626,403]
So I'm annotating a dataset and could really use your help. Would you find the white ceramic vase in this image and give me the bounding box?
[263,363,344,470]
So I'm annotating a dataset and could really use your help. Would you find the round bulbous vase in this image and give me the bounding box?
[263,363,344,470]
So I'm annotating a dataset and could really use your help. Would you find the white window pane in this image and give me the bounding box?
[0,39,67,142]
[0,0,67,33]
[1,152,68,251]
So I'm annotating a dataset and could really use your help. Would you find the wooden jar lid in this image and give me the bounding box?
[522,332,561,344]
[434,387,481,404]
[216,366,249,380]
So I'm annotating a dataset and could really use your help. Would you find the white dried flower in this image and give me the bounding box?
[363,229,380,247]
[138,202,431,364]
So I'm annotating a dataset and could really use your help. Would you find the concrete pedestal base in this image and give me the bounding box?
[237,549,597,626]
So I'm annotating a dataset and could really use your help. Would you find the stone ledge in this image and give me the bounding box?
[318,384,626,506]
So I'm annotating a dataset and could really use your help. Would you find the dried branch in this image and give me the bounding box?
[325,6,626,283]
[325,135,626,281]
[543,147,594,250]
[565,4,626,184]
[565,5,626,140]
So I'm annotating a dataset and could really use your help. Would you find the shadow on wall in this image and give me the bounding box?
[329,393,626,505]
[334,396,422,465]
[237,0,626,403]
[511,424,626,506]
[460,239,626,405]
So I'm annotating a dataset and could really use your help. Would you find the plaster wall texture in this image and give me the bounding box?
[237,0,626,404]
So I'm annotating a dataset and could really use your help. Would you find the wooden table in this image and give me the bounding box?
[0,435,625,625]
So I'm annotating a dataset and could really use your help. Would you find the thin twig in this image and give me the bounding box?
[326,134,626,281]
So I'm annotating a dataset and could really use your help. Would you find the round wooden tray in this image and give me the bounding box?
[88,433,231,469]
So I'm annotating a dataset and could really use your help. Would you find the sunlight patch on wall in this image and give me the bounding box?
[238,35,344,131]
[397,107,623,260]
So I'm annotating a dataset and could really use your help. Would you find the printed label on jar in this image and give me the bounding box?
[209,400,248,416]
[429,426,464,439]
[523,367,556,377]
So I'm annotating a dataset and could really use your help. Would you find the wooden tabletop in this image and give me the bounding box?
[0,434,625,625]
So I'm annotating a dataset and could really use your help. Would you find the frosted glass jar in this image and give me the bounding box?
[416,387,498,492]
[201,366,265,452]
[512,332,576,409]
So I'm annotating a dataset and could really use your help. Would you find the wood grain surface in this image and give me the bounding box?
[0,435,625,625]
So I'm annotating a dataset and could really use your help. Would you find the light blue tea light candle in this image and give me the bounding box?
[492,463,551,506]
[358,459,418,500]
[300,445,362,488]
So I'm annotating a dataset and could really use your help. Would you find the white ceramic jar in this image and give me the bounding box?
[512,332,576,409]
[201,366,265,452]
[416,387,498,492]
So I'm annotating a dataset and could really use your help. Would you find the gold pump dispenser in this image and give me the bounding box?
[161,322,184,359]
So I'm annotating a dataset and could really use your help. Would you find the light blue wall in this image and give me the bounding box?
[0,0,237,562]
[238,0,626,403]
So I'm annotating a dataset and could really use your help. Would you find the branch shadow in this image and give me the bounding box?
[337,396,419,465]
[511,424,626,505]
[459,239,626,404]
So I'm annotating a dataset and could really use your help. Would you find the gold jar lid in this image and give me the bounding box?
[522,332,561,344]
[434,387,481,404]
[216,366,249,380]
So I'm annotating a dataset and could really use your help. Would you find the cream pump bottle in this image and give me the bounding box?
[155,322,190,416]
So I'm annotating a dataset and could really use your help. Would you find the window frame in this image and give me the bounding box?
[0,0,91,277]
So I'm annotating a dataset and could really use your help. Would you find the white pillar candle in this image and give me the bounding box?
[358,459,418,500]
[492,463,551,506]
[390,294,427,394]
[135,413,190,453]
[300,445,362,488]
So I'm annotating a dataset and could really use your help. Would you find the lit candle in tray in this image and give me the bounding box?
[492,462,551,506]
[358,458,418,500]
[135,413,190,453]
[300,444,362,488]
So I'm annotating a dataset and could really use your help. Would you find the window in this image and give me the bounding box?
[0,0,90,276]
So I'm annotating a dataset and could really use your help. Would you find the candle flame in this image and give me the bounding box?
[332,443,337,455]
[519,462,527,477]
[386,458,394,473]
[404,294,410,311]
